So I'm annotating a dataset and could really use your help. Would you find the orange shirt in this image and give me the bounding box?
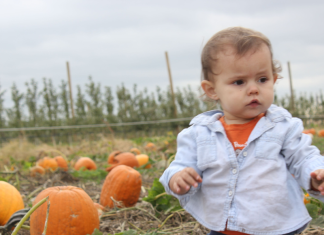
[217,113,264,235]
[220,113,265,157]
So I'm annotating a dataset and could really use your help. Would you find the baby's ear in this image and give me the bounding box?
[201,80,218,100]
[273,74,278,83]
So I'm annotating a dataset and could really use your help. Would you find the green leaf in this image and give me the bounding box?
[319,202,324,215]
[115,230,138,235]
[143,178,182,214]
[0,177,7,182]
[306,203,320,219]
[310,215,324,227]
[89,228,103,235]
[71,169,107,183]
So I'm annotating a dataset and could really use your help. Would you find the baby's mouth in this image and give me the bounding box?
[247,99,260,106]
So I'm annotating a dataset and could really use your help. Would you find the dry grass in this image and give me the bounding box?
[0,136,139,168]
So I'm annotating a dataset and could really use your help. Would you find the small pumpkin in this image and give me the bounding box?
[304,193,310,204]
[74,157,97,171]
[318,130,324,137]
[93,202,104,217]
[30,186,99,235]
[135,154,151,169]
[54,156,68,171]
[0,181,24,226]
[36,157,58,171]
[130,148,141,155]
[100,165,142,208]
[106,152,139,171]
[303,128,316,135]
[30,165,45,177]
[145,142,157,151]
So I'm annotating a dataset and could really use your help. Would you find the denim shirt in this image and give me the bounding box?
[159,104,324,235]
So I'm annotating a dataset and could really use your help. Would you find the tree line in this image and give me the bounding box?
[0,77,323,131]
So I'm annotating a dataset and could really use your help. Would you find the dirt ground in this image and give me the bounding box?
[4,170,324,235]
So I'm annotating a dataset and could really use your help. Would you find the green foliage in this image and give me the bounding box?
[0,176,7,182]
[312,136,324,155]
[1,78,324,144]
[71,169,107,182]
[306,203,320,219]
[114,230,138,235]
[143,178,182,214]
[305,194,324,228]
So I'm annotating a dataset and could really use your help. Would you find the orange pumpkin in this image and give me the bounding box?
[30,186,99,235]
[106,152,139,171]
[107,151,122,164]
[135,154,151,169]
[130,148,141,155]
[74,157,97,171]
[318,130,324,137]
[0,181,24,225]
[100,165,142,208]
[145,142,157,151]
[36,157,58,171]
[303,128,316,135]
[54,156,68,171]
[304,193,310,204]
[30,165,45,177]
[93,202,104,217]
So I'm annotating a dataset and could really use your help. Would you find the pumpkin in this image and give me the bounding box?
[74,157,97,171]
[54,156,68,171]
[100,165,142,208]
[145,142,157,151]
[107,151,122,164]
[106,152,139,171]
[93,202,104,217]
[303,128,316,135]
[135,154,151,169]
[130,148,141,155]
[304,193,310,204]
[0,181,24,225]
[318,130,324,137]
[30,165,45,177]
[36,157,58,171]
[30,186,99,235]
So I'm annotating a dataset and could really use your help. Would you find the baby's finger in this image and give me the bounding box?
[176,177,190,192]
[183,174,200,188]
[312,170,324,181]
[185,168,202,183]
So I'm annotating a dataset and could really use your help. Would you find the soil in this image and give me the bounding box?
[3,170,324,235]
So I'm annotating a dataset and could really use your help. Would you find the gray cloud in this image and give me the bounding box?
[0,0,323,107]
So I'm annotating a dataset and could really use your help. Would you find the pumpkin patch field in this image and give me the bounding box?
[0,133,324,235]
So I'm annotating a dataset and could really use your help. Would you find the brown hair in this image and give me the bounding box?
[201,27,281,82]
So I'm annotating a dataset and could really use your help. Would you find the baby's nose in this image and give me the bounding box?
[247,84,259,95]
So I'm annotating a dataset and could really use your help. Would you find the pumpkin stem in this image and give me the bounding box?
[12,196,49,235]
[42,201,51,235]
[107,151,121,164]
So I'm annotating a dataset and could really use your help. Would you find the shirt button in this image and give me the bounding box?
[232,169,237,174]
[243,151,247,157]
[228,191,233,196]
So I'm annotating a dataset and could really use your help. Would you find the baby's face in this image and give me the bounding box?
[202,43,276,124]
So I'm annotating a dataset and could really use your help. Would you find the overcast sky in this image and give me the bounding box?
[0,0,323,108]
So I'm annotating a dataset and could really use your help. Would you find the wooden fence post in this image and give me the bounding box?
[287,61,294,112]
[165,51,179,133]
[66,61,75,119]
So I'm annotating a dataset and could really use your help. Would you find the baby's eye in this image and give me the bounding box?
[233,80,244,85]
[259,77,268,83]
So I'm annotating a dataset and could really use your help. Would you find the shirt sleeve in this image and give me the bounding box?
[281,118,324,198]
[159,126,202,205]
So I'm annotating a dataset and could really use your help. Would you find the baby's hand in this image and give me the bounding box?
[169,167,202,195]
[310,169,324,195]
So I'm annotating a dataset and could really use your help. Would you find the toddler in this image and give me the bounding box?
[159,27,324,235]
